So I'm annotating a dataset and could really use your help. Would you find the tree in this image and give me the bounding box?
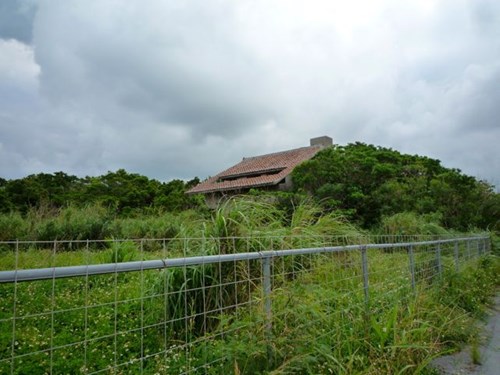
[292,142,498,230]
[154,178,205,212]
[0,170,206,215]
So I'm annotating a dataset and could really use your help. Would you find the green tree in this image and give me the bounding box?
[81,169,158,214]
[292,142,498,230]
[154,177,205,212]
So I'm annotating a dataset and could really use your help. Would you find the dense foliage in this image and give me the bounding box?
[0,169,204,215]
[292,143,500,231]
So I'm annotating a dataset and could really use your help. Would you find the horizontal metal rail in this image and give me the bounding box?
[0,236,489,283]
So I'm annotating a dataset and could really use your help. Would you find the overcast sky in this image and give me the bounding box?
[0,0,499,188]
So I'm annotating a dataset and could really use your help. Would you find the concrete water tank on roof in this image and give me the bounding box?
[310,136,333,148]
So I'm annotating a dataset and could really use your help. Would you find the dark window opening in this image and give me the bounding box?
[217,167,285,183]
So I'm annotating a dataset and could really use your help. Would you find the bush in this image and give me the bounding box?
[57,205,111,240]
[380,212,449,237]
[101,240,139,263]
[0,212,27,241]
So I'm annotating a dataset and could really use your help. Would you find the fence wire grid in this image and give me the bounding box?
[0,235,491,374]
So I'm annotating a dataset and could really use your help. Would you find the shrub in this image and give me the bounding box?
[0,212,27,241]
[380,212,449,237]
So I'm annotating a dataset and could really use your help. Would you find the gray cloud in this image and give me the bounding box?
[33,1,276,138]
[0,0,499,189]
[0,0,37,43]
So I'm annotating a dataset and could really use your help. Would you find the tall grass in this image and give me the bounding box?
[0,204,204,244]
[188,254,499,375]
[142,197,367,347]
[0,196,363,244]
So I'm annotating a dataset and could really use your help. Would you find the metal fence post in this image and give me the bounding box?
[361,246,369,307]
[454,241,459,272]
[436,243,442,278]
[408,245,416,293]
[262,256,273,366]
[477,239,481,257]
[467,239,471,259]
[10,240,19,375]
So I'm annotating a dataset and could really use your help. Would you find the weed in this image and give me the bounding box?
[471,338,481,365]
[102,240,139,263]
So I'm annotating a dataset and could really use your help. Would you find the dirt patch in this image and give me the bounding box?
[430,293,500,375]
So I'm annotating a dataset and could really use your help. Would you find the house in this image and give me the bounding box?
[187,136,332,207]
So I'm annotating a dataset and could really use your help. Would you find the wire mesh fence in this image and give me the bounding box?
[0,235,490,374]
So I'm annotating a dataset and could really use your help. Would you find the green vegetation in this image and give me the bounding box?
[0,196,364,243]
[292,142,499,231]
[0,169,204,216]
[471,339,481,365]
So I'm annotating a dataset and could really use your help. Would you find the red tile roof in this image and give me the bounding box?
[187,145,322,194]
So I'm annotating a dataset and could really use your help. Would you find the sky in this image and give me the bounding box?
[0,0,499,188]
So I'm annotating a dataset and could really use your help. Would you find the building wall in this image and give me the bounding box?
[203,182,292,208]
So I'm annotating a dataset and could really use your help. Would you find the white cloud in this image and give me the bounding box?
[0,39,39,91]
